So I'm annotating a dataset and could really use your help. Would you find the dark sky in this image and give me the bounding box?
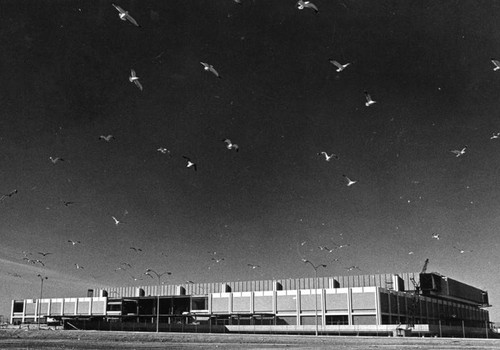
[1,0,500,322]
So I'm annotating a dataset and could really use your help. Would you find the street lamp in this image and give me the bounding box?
[302,259,326,336]
[37,274,48,330]
[145,268,171,333]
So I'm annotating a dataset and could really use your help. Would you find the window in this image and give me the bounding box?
[191,297,208,310]
[326,315,348,325]
[13,301,24,313]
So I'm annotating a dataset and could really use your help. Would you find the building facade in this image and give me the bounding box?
[10,272,492,337]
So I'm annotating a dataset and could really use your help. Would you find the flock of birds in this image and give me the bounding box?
[2,1,498,293]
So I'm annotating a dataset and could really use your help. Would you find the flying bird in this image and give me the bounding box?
[0,189,18,201]
[129,69,143,91]
[432,234,440,240]
[343,175,357,187]
[223,139,239,152]
[157,147,171,154]
[211,258,225,263]
[200,62,221,78]
[490,132,500,139]
[23,258,45,266]
[296,0,318,13]
[318,246,333,252]
[364,91,377,106]
[68,240,81,245]
[38,252,52,257]
[112,4,139,26]
[450,146,467,157]
[99,135,114,142]
[345,266,361,271]
[74,264,84,269]
[130,247,142,252]
[318,152,339,161]
[453,246,473,254]
[63,201,75,207]
[491,58,500,71]
[329,59,350,72]
[247,264,260,269]
[112,216,121,225]
[49,157,64,164]
[182,156,197,171]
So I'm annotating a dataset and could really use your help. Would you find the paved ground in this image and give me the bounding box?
[1,329,500,349]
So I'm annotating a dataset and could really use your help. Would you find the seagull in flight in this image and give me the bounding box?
[329,59,350,72]
[68,240,81,245]
[111,216,122,225]
[112,4,139,26]
[490,132,500,139]
[343,175,357,187]
[63,201,76,207]
[432,233,440,240]
[74,264,84,269]
[318,152,339,161]
[157,147,171,155]
[49,157,64,164]
[247,264,261,269]
[200,62,221,78]
[0,189,18,201]
[211,258,225,263]
[182,156,197,171]
[318,246,333,252]
[453,246,473,254]
[364,91,377,107]
[223,139,239,152]
[129,69,143,91]
[130,247,142,252]
[345,266,361,271]
[99,135,114,142]
[296,0,318,13]
[38,252,52,257]
[450,146,467,157]
[491,58,500,71]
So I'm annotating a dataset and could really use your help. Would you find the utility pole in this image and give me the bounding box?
[145,269,171,333]
[302,259,326,336]
[37,274,48,330]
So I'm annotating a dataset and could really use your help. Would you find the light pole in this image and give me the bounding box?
[145,269,171,333]
[302,259,326,336]
[37,274,48,330]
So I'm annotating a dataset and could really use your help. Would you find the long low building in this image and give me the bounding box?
[10,271,493,337]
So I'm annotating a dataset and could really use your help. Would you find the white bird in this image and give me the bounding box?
[182,156,197,171]
[99,135,114,142]
[223,139,239,152]
[211,258,225,263]
[329,59,350,72]
[129,69,143,91]
[432,234,440,240]
[345,266,361,271]
[318,246,332,252]
[364,91,377,107]
[453,246,473,254]
[68,240,81,245]
[74,264,84,269]
[318,151,339,161]
[490,132,500,140]
[112,4,139,26]
[247,264,260,269]
[343,175,357,187]
[450,146,467,157]
[296,0,318,13]
[112,216,121,225]
[157,147,170,154]
[200,62,221,78]
[49,157,64,164]
[491,58,500,71]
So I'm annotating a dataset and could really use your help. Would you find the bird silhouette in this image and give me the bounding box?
[297,0,318,13]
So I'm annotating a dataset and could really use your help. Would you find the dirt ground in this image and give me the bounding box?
[1,329,500,349]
